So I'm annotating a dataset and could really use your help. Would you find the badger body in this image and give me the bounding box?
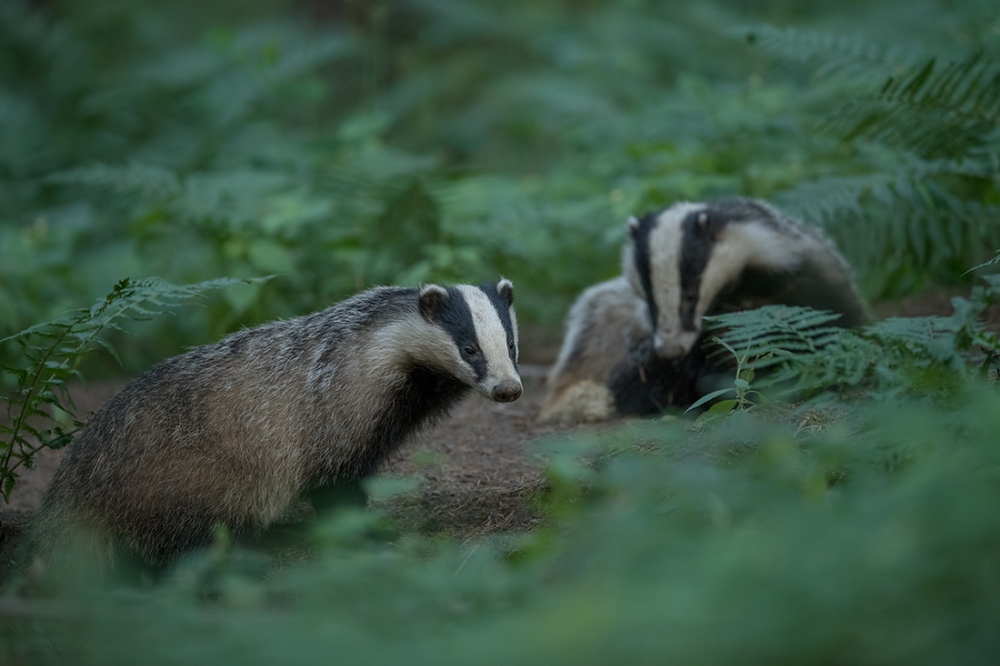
[32,281,521,569]
[542,198,867,423]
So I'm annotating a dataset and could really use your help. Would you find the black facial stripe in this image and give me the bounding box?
[678,199,782,328]
[631,211,660,327]
[477,282,518,365]
[429,287,488,381]
[679,211,716,331]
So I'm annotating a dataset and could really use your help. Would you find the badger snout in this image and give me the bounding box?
[490,380,523,403]
[653,331,699,360]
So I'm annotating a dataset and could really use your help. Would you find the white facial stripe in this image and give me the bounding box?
[495,278,519,359]
[375,319,477,385]
[650,202,704,337]
[696,221,804,325]
[456,286,519,385]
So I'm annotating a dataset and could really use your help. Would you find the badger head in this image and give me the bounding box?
[417,279,522,402]
[623,198,805,360]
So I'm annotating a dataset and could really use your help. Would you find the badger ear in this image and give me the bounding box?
[418,284,449,322]
[497,278,514,307]
[627,215,640,238]
[695,210,723,240]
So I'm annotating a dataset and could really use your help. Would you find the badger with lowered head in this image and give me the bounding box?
[542,197,867,423]
[31,280,521,571]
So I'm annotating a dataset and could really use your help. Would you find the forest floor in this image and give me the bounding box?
[0,289,986,580]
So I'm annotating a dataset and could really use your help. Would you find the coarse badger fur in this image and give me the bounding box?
[542,197,867,423]
[29,280,521,571]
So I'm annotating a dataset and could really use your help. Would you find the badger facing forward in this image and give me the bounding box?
[31,280,521,570]
[542,198,867,423]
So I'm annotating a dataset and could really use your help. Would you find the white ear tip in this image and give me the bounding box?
[419,284,447,298]
[497,278,514,304]
[418,284,449,322]
[627,215,639,229]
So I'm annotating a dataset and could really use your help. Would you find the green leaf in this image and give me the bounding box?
[707,399,739,414]
[248,239,296,275]
[686,388,736,413]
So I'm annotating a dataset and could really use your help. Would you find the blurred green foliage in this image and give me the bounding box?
[8,387,1000,664]
[2,0,997,371]
[2,0,1000,663]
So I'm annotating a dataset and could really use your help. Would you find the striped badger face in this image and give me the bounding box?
[418,279,522,402]
[624,199,803,360]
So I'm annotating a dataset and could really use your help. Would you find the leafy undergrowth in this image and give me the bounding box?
[7,280,999,664]
[3,0,1000,662]
[4,388,1000,665]
[2,273,998,666]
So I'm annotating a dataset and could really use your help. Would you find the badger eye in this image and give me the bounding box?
[462,345,479,358]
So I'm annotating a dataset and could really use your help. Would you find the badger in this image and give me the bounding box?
[541,197,867,423]
[29,280,521,571]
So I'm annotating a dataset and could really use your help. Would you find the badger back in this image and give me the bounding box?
[623,197,867,359]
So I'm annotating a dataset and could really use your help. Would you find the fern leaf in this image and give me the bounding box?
[0,275,271,502]
[47,162,182,202]
[706,283,997,405]
[734,25,912,85]
[831,52,1000,160]
[966,250,1000,275]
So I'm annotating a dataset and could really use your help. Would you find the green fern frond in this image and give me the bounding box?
[780,163,1000,283]
[966,250,1000,274]
[48,163,182,202]
[705,289,998,404]
[778,172,895,226]
[748,28,1000,291]
[0,275,269,503]
[782,154,997,221]
[49,160,434,234]
[734,25,913,84]
[830,52,1000,160]
[704,306,846,373]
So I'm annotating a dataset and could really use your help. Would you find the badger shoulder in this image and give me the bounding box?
[693,197,869,327]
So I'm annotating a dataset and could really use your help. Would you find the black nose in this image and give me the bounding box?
[492,382,522,403]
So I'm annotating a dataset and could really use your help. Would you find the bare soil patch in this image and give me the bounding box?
[378,364,560,535]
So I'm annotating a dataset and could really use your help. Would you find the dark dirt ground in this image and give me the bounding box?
[0,291,990,580]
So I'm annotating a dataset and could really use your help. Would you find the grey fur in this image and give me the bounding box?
[30,282,520,569]
[542,197,867,423]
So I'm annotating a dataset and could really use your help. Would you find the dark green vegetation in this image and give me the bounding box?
[2,0,1000,663]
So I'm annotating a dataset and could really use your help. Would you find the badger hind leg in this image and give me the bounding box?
[541,274,715,423]
[540,379,617,424]
[17,503,122,593]
[541,277,652,425]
